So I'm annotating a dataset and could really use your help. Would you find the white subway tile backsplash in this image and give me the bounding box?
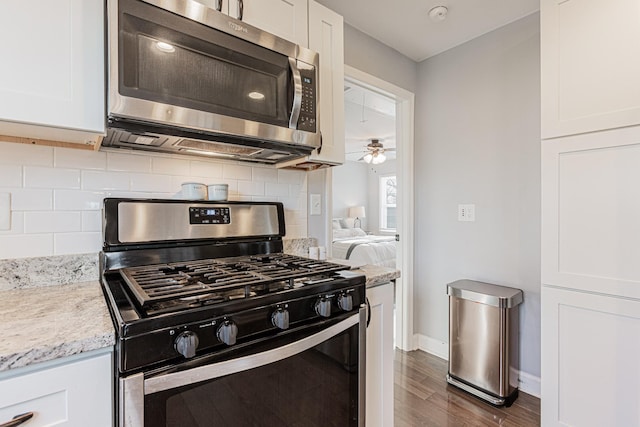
[0,212,24,235]
[0,234,53,258]
[130,173,173,192]
[265,183,290,197]
[190,161,223,178]
[82,211,102,232]
[0,141,53,167]
[152,157,190,176]
[107,151,152,173]
[24,166,80,189]
[223,164,252,180]
[54,190,105,211]
[54,232,101,255]
[237,181,265,197]
[252,167,278,183]
[82,170,130,191]
[24,211,82,233]
[0,165,22,187]
[0,144,309,260]
[55,147,106,170]
[278,169,306,184]
[11,189,53,211]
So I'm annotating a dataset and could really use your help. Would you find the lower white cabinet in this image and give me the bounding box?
[541,286,640,427]
[0,351,113,427]
[366,282,394,427]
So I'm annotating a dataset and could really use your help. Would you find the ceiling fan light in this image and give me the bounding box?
[363,153,373,163]
[372,152,386,164]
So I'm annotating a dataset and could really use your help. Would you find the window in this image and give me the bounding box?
[380,175,396,231]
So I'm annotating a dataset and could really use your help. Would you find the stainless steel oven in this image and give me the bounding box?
[100,199,367,427]
[104,0,321,164]
[121,310,365,426]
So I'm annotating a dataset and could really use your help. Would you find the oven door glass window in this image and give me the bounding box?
[118,0,291,127]
[142,318,362,427]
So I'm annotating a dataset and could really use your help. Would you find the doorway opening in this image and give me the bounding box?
[331,66,415,350]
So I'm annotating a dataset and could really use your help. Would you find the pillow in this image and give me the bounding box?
[333,228,367,240]
[332,219,343,230]
[339,218,349,229]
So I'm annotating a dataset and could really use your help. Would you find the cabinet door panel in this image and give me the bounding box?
[308,0,344,165]
[542,286,640,427]
[542,127,640,298]
[229,0,308,46]
[366,282,394,427]
[0,0,104,134]
[0,353,112,427]
[541,0,640,138]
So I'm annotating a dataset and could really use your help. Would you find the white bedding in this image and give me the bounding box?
[332,230,396,268]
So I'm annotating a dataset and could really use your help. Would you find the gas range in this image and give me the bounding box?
[99,199,366,375]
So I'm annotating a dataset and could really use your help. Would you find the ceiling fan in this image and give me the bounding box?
[349,139,396,164]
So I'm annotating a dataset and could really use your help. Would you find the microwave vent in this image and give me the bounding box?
[175,139,263,156]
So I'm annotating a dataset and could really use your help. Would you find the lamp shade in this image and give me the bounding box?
[348,206,366,218]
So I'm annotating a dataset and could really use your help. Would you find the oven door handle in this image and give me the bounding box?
[143,311,362,395]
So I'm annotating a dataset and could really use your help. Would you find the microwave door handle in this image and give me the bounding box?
[288,57,303,129]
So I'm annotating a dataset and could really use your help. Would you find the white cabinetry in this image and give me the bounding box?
[541,0,640,139]
[228,0,308,47]
[0,351,113,427]
[0,0,105,148]
[541,286,640,427]
[280,0,344,169]
[366,282,394,427]
[541,4,640,418]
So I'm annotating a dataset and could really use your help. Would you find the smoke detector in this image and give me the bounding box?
[428,5,448,22]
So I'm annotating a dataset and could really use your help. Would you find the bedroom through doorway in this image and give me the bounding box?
[330,67,415,351]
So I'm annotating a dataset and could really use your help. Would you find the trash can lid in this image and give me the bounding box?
[447,279,523,308]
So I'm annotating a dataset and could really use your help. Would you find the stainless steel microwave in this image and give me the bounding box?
[103,0,320,164]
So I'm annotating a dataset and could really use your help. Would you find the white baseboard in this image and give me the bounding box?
[414,334,541,398]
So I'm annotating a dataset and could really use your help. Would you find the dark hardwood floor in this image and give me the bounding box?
[394,350,540,427]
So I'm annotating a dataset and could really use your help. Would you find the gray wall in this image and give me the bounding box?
[332,161,369,227]
[344,24,418,94]
[414,13,541,378]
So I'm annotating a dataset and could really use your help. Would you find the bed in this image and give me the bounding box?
[331,221,396,268]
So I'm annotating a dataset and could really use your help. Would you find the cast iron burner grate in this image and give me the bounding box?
[119,253,346,309]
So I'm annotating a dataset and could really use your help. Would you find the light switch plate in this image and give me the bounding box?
[458,204,475,222]
[310,194,321,216]
[0,193,10,230]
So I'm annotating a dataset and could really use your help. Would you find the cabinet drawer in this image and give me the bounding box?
[0,353,112,427]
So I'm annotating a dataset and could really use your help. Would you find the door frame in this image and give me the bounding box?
[340,65,415,351]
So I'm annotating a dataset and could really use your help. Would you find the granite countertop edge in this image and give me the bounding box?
[0,280,116,373]
[0,263,398,373]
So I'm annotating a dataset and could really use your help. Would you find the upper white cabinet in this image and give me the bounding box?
[0,351,112,427]
[541,0,640,139]
[0,0,105,147]
[228,0,308,47]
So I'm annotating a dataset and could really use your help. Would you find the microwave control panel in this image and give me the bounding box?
[298,67,317,133]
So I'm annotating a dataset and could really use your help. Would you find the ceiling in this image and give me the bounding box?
[314,0,540,62]
[344,83,396,162]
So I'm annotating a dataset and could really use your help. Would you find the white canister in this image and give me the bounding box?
[181,182,207,200]
[318,246,326,260]
[207,184,229,201]
[308,246,319,260]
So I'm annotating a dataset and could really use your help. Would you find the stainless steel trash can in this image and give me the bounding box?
[446,279,523,406]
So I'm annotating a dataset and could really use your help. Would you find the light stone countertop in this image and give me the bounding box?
[0,256,397,374]
[0,280,115,372]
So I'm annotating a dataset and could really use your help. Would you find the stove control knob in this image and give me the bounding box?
[271,307,290,330]
[217,320,238,346]
[174,331,199,358]
[315,297,332,318]
[337,293,353,311]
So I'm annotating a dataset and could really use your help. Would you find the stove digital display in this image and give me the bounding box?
[189,207,231,224]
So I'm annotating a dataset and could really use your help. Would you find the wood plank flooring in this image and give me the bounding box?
[394,350,540,427]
